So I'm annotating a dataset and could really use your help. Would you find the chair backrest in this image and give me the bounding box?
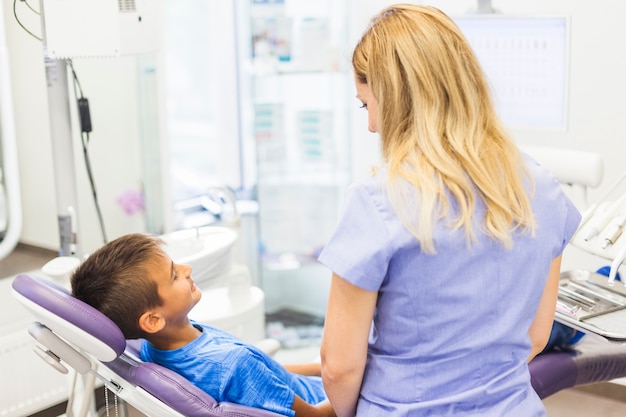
[11,273,284,417]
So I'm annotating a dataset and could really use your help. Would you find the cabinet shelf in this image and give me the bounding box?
[248,66,347,78]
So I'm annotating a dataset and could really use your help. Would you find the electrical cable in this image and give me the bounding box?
[68,60,108,244]
[12,0,41,41]
[13,0,108,245]
[23,0,40,15]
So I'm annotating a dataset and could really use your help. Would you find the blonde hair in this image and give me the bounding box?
[353,4,535,253]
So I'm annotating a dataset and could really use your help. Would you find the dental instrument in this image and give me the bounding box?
[584,195,626,241]
[556,300,580,317]
[606,239,626,285]
[582,202,610,241]
[576,170,626,231]
[558,286,596,308]
[600,214,626,249]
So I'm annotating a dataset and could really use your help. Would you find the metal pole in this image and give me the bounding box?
[40,2,81,257]
[477,0,496,14]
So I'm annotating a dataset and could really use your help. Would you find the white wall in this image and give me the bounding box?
[478,0,626,273]
[348,0,626,273]
[350,0,626,197]
[2,1,150,255]
[3,0,626,273]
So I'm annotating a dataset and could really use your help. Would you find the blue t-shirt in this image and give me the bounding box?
[318,155,581,416]
[140,321,326,416]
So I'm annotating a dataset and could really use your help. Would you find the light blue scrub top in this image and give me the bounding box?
[318,155,581,416]
[140,321,327,416]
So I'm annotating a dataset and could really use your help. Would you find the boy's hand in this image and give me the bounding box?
[292,397,336,417]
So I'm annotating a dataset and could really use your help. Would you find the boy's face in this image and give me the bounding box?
[151,250,202,322]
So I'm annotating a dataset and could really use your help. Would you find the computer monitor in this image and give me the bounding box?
[453,15,570,131]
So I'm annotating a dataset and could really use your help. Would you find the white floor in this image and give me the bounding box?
[544,389,626,416]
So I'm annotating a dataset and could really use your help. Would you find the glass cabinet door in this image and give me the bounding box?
[161,0,243,230]
[160,0,352,325]
[240,0,351,319]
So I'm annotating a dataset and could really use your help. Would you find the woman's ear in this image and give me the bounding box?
[138,311,165,334]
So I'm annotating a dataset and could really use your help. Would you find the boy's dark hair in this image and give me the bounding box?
[71,233,165,339]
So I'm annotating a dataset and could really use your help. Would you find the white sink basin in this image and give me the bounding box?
[161,226,238,287]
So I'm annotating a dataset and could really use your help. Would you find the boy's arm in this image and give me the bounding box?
[292,396,336,417]
[283,363,321,376]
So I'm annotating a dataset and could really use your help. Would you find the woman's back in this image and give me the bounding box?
[319,5,581,416]
[318,155,580,416]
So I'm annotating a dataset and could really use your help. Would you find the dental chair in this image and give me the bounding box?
[11,272,284,417]
[14,271,626,413]
[529,335,626,399]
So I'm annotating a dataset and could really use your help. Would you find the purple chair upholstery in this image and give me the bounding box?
[12,273,284,417]
[529,336,626,399]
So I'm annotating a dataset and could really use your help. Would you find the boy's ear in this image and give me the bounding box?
[138,311,165,334]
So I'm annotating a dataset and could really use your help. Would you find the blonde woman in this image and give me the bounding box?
[318,4,580,417]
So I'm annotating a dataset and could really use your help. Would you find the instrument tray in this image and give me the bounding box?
[556,269,626,342]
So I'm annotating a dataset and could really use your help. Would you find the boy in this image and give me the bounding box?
[71,233,335,417]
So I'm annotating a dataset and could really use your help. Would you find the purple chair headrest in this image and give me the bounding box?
[12,273,126,361]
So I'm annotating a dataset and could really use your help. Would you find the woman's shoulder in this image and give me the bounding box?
[521,151,562,191]
[521,151,581,222]
[349,165,387,193]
